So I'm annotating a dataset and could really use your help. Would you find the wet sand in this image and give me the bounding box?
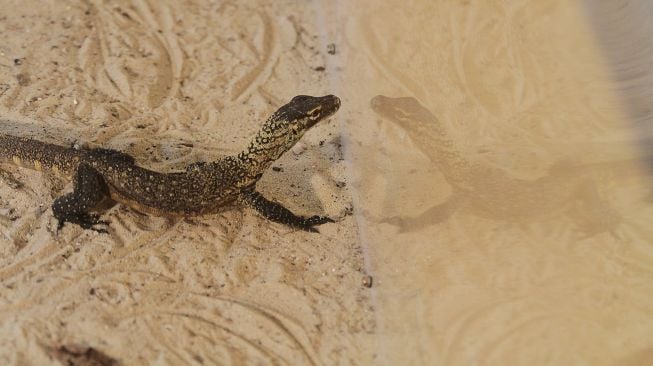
[1,0,653,365]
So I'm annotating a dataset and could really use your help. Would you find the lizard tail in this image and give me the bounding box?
[0,133,82,176]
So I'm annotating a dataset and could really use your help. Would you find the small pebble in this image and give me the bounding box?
[363,275,373,288]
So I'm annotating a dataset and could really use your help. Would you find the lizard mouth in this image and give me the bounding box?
[307,94,341,128]
[321,94,341,116]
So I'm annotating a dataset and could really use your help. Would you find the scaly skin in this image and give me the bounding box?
[0,95,341,233]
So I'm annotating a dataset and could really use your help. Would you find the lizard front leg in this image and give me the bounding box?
[240,190,333,233]
[52,162,110,233]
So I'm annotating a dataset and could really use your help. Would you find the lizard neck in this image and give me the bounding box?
[231,94,340,188]
[235,113,296,180]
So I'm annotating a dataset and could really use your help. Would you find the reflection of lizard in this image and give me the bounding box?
[0,95,340,233]
[371,95,626,234]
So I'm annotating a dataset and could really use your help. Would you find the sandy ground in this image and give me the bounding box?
[0,1,373,365]
[2,0,653,365]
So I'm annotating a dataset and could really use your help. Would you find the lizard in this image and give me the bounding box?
[370,95,628,235]
[0,94,341,233]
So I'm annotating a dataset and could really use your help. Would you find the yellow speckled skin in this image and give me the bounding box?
[0,95,341,232]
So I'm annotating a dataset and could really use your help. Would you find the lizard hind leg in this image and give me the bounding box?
[240,190,334,233]
[52,163,111,233]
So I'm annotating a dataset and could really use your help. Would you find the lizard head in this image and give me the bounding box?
[256,95,341,149]
[370,95,435,126]
[370,95,443,145]
[257,94,340,155]
[277,94,341,132]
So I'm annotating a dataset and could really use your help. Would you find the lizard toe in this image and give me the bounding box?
[301,225,320,233]
[73,213,110,234]
[56,220,65,233]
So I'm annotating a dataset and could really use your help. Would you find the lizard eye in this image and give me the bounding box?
[307,107,322,119]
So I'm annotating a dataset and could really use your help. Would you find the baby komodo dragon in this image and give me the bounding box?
[0,95,341,233]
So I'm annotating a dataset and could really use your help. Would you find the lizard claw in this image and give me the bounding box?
[57,213,110,234]
[79,213,110,233]
[56,220,65,233]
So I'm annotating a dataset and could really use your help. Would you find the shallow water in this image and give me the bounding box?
[321,0,653,364]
